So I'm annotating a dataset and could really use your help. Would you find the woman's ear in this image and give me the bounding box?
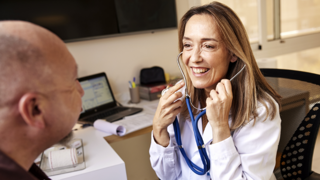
[18,93,46,129]
[230,54,238,63]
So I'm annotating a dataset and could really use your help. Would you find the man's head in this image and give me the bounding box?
[0,21,84,152]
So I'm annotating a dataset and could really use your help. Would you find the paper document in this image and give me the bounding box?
[113,113,153,135]
[93,120,126,136]
[93,112,153,136]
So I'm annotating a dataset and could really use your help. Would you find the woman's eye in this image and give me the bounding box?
[205,45,215,49]
[183,44,190,47]
[183,43,192,50]
[202,43,218,51]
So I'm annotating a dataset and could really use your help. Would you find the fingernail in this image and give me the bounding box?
[180,81,185,85]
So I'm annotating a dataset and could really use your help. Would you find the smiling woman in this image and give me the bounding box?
[150,1,282,180]
[182,14,235,90]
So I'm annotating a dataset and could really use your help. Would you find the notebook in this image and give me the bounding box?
[77,72,143,124]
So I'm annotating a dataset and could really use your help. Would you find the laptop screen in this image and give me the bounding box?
[80,76,114,112]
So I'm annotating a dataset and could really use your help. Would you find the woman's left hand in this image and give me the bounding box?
[206,79,233,143]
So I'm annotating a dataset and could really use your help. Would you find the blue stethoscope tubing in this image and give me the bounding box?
[173,97,210,175]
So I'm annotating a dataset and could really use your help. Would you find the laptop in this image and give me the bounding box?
[78,72,143,124]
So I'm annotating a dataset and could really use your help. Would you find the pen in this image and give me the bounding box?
[132,77,136,88]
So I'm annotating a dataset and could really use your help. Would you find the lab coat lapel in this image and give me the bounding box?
[201,112,232,145]
[202,120,213,145]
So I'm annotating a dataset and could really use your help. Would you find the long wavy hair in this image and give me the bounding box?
[178,1,281,130]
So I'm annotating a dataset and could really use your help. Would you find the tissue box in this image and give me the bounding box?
[138,83,169,101]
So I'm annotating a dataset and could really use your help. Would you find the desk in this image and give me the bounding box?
[105,126,153,144]
[104,99,159,180]
[50,127,127,180]
[279,87,309,113]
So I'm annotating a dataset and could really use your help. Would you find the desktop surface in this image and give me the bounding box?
[50,127,127,180]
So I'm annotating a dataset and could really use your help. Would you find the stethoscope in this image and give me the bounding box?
[163,52,246,175]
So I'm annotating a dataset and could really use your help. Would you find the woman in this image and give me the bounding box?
[150,1,282,180]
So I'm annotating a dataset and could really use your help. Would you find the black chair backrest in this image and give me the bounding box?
[260,68,320,179]
[280,103,320,179]
[260,69,320,85]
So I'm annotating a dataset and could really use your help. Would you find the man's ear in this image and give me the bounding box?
[18,93,46,129]
[230,54,238,63]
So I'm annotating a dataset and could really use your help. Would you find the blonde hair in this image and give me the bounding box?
[178,1,281,130]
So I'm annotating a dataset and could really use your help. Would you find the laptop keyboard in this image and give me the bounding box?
[85,107,129,122]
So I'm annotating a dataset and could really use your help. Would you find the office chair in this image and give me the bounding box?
[260,68,320,180]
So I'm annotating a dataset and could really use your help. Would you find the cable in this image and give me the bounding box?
[173,96,210,175]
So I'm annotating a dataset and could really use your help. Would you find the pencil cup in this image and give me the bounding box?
[129,87,140,103]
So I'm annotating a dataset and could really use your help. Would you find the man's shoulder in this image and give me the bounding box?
[0,151,50,180]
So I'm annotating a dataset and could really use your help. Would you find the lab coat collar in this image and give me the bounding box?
[198,117,213,145]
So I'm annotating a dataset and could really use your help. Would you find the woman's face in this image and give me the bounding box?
[182,14,235,91]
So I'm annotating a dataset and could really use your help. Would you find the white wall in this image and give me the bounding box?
[66,0,189,99]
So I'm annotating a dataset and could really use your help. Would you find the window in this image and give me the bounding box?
[195,0,320,66]
[275,47,320,74]
[281,0,320,39]
[200,0,259,43]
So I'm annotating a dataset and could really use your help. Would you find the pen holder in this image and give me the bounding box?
[129,87,140,103]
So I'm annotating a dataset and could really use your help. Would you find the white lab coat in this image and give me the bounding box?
[149,95,281,180]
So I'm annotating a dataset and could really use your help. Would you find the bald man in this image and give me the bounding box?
[0,21,84,179]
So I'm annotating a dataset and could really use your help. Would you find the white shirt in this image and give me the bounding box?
[149,97,281,180]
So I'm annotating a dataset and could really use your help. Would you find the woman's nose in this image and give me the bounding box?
[189,47,202,63]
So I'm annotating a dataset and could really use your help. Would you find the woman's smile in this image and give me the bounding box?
[191,67,210,77]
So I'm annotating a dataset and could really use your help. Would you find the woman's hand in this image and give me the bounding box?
[153,81,185,147]
[206,79,232,143]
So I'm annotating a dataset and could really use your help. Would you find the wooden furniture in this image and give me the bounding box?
[104,99,159,180]
[104,126,153,144]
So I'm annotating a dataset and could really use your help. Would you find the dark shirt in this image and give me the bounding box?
[0,150,50,180]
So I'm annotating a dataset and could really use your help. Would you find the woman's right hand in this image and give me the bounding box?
[153,81,185,147]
